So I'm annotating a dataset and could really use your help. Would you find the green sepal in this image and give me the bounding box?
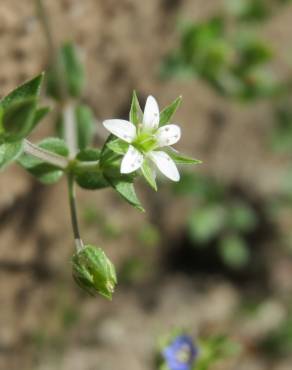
[129,90,143,125]
[2,98,37,142]
[159,96,182,126]
[18,137,69,184]
[106,138,129,155]
[76,148,100,161]
[72,245,117,299]
[106,175,145,212]
[166,147,202,165]
[141,159,157,191]
[74,148,108,190]
[100,134,123,171]
[75,104,94,150]
[100,135,144,210]
[0,141,23,170]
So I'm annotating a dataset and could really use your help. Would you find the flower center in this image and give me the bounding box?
[175,344,192,364]
[133,131,158,153]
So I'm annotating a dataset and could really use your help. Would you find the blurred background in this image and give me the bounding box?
[1,0,292,369]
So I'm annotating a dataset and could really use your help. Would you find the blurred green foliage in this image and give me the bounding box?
[227,0,292,23]
[157,328,241,370]
[270,104,292,153]
[82,205,122,240]
[260,314,292,356]
[161,0,292,100]
[173,173,258,269]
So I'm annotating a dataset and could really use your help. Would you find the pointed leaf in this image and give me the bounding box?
[129,90,143,125]
[2,98,37,142]
[62,42,85,98]
[0,74,44,110]
[159,96,182,126]
[106,138,129,155]
[46,42,85,99]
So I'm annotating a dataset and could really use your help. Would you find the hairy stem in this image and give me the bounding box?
[23,139,68,169]
[36,0,83,248]
[67,174,84,251]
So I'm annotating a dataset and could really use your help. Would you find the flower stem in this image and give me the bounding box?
[36,0,83,250]
[23,139,68,169]
[67,174,84,252]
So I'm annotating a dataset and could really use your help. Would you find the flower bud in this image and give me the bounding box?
[72,245,117,299]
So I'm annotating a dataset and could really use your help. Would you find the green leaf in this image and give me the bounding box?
[196,335,241,370]
[188,205,226,243]
[0,141,23,170]
[46,42,85,99]
[159,96,182,126]
[75,104,94,150]
[62,42,85,98]
[219,234,250,269]
[129,90,143,125]
[106,176,145,212]
[0,74,44,111]
[166,147,202,164]
[2,98,37,142]
[106,138,129,155]
[228,202,258,232]
[18,137,69,184]
[141,160,157,191]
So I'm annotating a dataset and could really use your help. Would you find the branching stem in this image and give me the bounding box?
[23,139,68,169]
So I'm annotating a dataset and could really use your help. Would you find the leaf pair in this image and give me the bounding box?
[47,42,85,100]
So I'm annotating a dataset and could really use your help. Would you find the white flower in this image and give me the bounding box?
[103,96,181,182]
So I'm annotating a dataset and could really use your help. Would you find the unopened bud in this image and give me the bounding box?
[72,245,117,299]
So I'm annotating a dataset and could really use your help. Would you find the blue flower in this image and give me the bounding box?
[162,335,198,370]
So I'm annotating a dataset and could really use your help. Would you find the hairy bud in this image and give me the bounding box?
[72,245,117,299]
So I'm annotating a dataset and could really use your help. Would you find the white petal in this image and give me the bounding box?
[155,124,181,147]
[121,145,144,174]
[103,119,136,143]
[149,151,180,182]
[143,96,160,130]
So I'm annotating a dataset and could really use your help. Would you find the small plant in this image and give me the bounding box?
[0,72,200,299]
[161,2,287,100]
[157,330,240,370]
[173,173,258,269]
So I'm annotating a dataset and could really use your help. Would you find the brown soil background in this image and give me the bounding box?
[1,1,292,370]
